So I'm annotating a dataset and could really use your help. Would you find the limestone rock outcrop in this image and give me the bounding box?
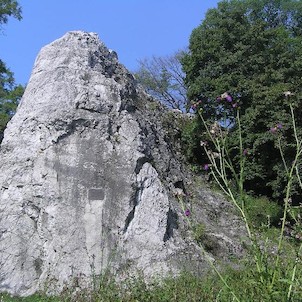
[0,31,245,296]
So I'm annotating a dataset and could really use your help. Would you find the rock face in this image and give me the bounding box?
[0,31,245,296]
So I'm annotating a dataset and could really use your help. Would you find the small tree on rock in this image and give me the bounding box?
[134,50,189,112]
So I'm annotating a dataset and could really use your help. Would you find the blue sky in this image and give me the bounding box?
[0,0,219,85]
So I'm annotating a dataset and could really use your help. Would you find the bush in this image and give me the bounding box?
[244,195,283,228]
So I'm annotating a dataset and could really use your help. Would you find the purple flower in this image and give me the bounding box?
[232,103,238,108]
[186,192,193,198]
[226,95,233,102]
[277,123,283,129]
[216,96,222,102]
[203,164,209,171]
[270,127,277,134]
[185,209,191,217]
[243,149,248,156]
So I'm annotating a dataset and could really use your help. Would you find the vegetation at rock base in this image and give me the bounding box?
[0,0,24,142]
[0,257,301,302]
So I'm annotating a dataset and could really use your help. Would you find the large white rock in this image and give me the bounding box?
[0,31,245,296]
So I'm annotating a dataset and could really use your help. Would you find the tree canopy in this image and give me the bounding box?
[0,0,23,141]
[181,0,302,199]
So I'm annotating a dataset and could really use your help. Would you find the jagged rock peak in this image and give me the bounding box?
[0,31,245,296]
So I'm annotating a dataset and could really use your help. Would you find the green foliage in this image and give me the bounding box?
[0,0,22,28]
[192,222,206,243]
[182,0,302,110]
[181,0,302,200]
[244,195,283,228]
[0,60,24,141]
[0,1,24,141]
[180,115,206,164]
[192,223,220,253]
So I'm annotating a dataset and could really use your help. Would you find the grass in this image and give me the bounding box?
[1,241,301,302]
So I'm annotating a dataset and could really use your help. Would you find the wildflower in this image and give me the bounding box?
[216,96,222,102]
[186,192,193,198]
[226,95,233,102]
[204,164,210,171]
[185,209,191,217]
[283,91,294,97]
[200,140,208,147]
[243,149,248,156]
[232,103,238,108]
[221,92,232,102]
[270,127,278,134]
[221,92,229,99]
[270,123,283,134]
[191,103,197,110]
[174,188,185,197]
[210,121,220,135]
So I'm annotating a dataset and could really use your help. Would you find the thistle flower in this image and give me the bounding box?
[210,121,220,135]
[204,164,210,171]
[184,209,191,217]
[270,127,278,134]
[174,188,185,197]
[221,92,232,102]
[221,92,229,99]
[226,95,233,102]
[270,123,283,134]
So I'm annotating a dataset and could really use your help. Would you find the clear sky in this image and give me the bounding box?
[0,0,219,85]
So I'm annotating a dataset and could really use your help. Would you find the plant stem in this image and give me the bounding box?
[271,104,302,288]
[287,243,302,300]
[199,109,263,281]
[177,196,241,302]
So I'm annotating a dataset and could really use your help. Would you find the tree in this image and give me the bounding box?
[134,50,188,112]
[181,0,302,199]
[0,0,23,141]
[0,60,24,141]
[0,0,22,29]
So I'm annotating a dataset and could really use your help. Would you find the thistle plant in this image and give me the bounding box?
[188,93,302,300]
[175,190,241,302]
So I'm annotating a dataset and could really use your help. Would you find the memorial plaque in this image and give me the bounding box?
[88,188,104,200]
